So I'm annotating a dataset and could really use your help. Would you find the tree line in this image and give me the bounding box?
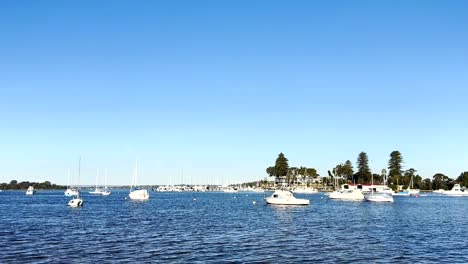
[0,180,66,190]
[266,151,468,190]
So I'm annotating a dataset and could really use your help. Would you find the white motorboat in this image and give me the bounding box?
[441,184,468,196]
[265,190,310,205]
[328,189,365,201]
[433,189,445,194]
[26,186,36,195]
[341,184,393,195]
[292,187,318,194]
[365,192,394,203]
[129,159,149,200]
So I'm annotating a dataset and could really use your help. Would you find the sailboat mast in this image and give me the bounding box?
[96,168,99,189]
[67,168,71,188]
[77,156,81,199]
[135,159,139,188]
[105,168,108,189]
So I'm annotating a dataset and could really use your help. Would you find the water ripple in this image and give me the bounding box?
[1,191,467,263]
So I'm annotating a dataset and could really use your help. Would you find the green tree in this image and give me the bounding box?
[266,167,275,177]
[287,167,299,185]
[421,178,432,190]
[343,160,354,181]
[301,167,318,186]
[403,168,418,188]
[266,153,290,186]
[357,151,371,183]
[432,173,451,190]
[388,151,403,178]
[456,171,468,187]
[274,153,289,177]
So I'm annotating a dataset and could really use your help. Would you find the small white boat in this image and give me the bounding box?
[89,168,104,194]
[64,188,79,197]
[265,190,310,205]
[129,188,149,200]
[68,157,84,207]
[433,189,445,194]
[222,187,238,193]
[101,169,111,196]
[441,184,468,196]
[101,187,111,196]
[365,192,394,203]
[129,159,149,200]
[26,186,36,195]
[328,189,365,201]
[292,187,318,194]
[89,188,104,195]
[68,198,84,207]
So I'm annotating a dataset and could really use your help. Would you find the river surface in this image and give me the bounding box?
[0,190,467,263]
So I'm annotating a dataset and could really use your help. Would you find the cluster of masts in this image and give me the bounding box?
[65,158,149,207]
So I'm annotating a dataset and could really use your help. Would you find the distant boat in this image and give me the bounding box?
[329,189,365,201]
[65,168,79,197]
[292,187,318,194]
[265,190,309,205]
[441,184,468,197]
[101,168,111,196]
[89,168,104,195]
[64,188,79,197]
[222,187,238,193]
[364,174,394,202]
[129,159,149,200]
[68,157,84,207]
[407,175,420,196]
[26,186,36,195]
[365,192,394,203]
[393,190,410,197]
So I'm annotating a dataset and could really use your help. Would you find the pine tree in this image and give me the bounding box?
[274,153,289,176]
[388,151,403,177]
[357,152,371,183]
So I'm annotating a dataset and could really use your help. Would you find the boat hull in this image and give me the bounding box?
[64,189,79,197]
[365,194,394,203]
[129,189,149,200]
[329,191,365,201]
[265,198,310,205]
[68,198,84,207]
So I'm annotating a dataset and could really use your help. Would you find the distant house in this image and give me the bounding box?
[274,176,288,187]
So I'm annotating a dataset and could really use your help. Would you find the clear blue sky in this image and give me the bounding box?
[1,1,467,185]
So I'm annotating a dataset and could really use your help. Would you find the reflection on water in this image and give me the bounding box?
[0,191,467,263]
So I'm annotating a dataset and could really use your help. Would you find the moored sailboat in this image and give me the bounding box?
[129,159,149,200]
[26,186,36,195]
[101,168,111,196]
[68,157,84,207]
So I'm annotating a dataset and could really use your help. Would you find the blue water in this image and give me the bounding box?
[0,190,467,263]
